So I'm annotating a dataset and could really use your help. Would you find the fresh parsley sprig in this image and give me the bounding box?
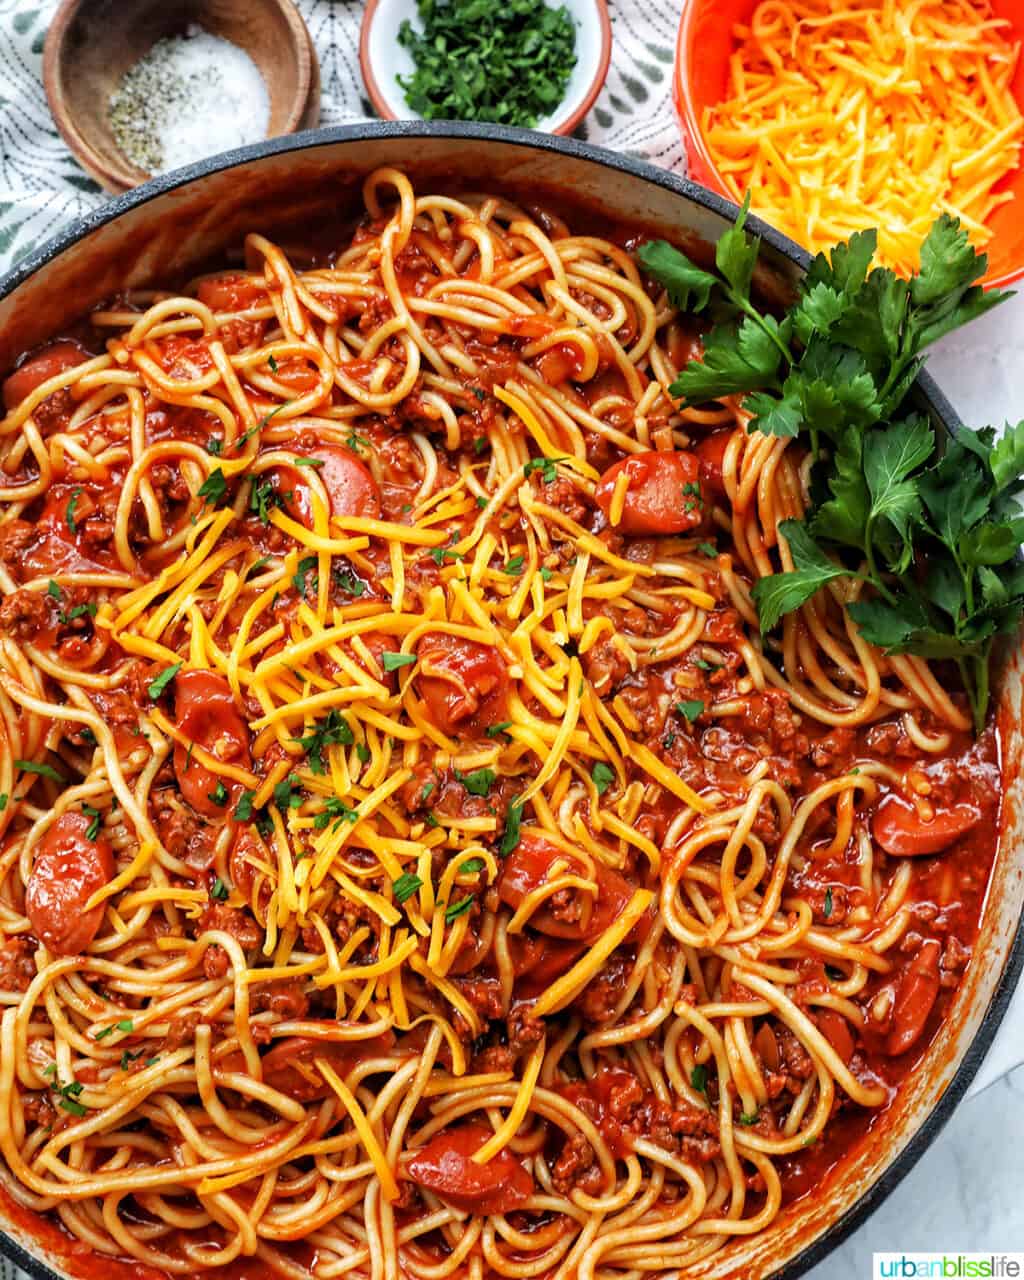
[639,204,1020,731]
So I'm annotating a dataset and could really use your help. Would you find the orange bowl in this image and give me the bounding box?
[673,0,1024,287]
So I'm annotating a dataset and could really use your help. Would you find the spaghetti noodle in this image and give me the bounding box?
[0,169,1001,1279]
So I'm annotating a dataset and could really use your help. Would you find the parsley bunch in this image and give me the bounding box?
[638,203,1023,731]
[397,0,577,129]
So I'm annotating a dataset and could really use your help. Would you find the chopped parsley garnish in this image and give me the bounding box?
[313,796,360,830]
[676,699,705,723]
[210,878,229,901]
[591,761,615,795]
[499,799,523,856]
[523,455,569,485]
[539,566,554,582]
[396,0,577,130]
[15,760,64,783]
[392,872,423,904]
[421,781,435,802]
[639,204,1017,731]
[250,477,288,525]
[82,803,103,840]
[739,1111,760,1126]
[273,775,304,811]
[234,790,256,822]
[292,554,319,599]
[698,542,717,557]
[334,569,366,597]
[460,858,485,875]
[458,767,495,797]
[206,437,223,456]
[356,743,371,764]
[65,486,84,533]
[693,658,720,673]
[691,1064,708,1094]
[267,354,278,373]
[0,795,7,812]
[485,721,513,739]
[47,579,62,602]
[120,1047,145,1070]
[292,456,325,468]
[504,555,525,575]
[55,1080,88,1117]
[207,780,229,807]
[197,468,227,508]
[382,651,417,671]
[444,894,474,924]
[234,402,289,452]
[147,661,181,700]
[823,887,834,919]
[429,540,465,566]
[293,709,354,775]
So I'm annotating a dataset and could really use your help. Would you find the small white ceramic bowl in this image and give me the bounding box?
[359,0,612,136]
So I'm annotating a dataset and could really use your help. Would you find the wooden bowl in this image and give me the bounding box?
[43,0,317,193]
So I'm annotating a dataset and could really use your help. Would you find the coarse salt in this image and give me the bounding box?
[109,25,271,175]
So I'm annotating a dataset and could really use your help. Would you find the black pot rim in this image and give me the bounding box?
[0,118,1017,1280]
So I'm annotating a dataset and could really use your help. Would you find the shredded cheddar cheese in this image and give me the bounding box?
[703,0,1023,273]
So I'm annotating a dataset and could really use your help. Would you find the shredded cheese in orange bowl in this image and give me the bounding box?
[674,0,1024,285]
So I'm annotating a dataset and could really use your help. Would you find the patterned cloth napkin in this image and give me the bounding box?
[0,0,686,273]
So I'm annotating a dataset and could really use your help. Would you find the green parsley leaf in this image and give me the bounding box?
[268,354,278,372]
[636,239,719,312]
[444,895,474,924]
[393,872,423,904]
[460,858,484,875]
[15,760,64,784]
[690,1064,708,1094]
[234,790,256,822]
[147,661,182,700]
[823,887,833,919]
[459,767,495,797]
[499,799,523,857]
[292,554,318,598]
[207,780,229,807]
[697,542,717,557]
[210,878,229,901]
[334,568,366,597]
[739,1111,760,1126]
[676,699,704,723]
[55,1080,88,1117]
[293,709,355,774]
[47,579,62,601]
[591,761,615,795]
[273,775,304,811]
[82,803,102,840]
[396,0,578,130]
[523,455,569,485]
[539,566,554,582]
[65,487,84,534]
[313,796,360,830]
[504,555,525,575]
[197,468,227,508]
[356,743,371,764]
[0,795,7,812]
[485,721,513,739]
[382,652,416,671]
[292,456,325,468]
[751,520,849,633]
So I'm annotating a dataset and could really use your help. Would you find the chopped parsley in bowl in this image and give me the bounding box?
[360,0,611,135]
